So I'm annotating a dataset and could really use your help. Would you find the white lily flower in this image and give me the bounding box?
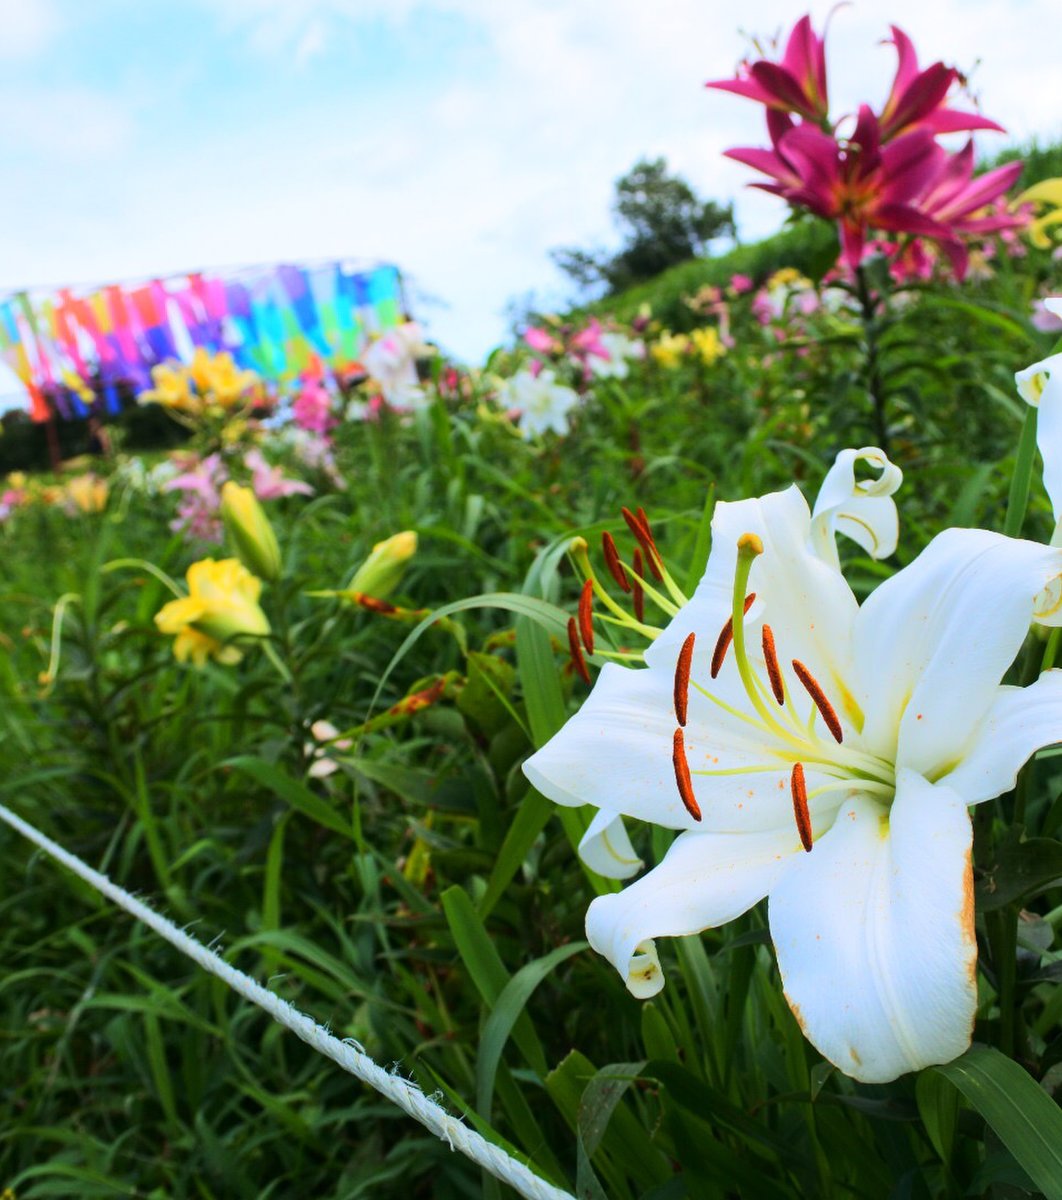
[505,368,580,439]
[587,333,644,380]
[810,447,902,570]
[524,484,1062,1082]
[578,810,644,880]
[1016,298,1062,542]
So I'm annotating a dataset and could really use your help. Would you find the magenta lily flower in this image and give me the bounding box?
[733,106,951,269]
[706,14,828,123]
[878,26,1006,142]
[908,141,1026,276]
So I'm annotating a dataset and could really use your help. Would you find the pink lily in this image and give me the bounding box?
[906,141,1026,276]
[878,26,1006,142]
[524,326,560,354]
[738,106,951,269]
[706,14,828,123]
[244,448,314,501]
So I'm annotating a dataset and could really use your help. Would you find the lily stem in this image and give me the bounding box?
[855,263,889,455]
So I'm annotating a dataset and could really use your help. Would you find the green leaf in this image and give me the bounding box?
[1005,404,1040,539]
[478,787,553,920]
[976,832,1062,911]
[476,941,586,1121]
[933,1044,1062,1200]
[223,756,353,839]
[683,483,715,596]
[440,884,546,1075]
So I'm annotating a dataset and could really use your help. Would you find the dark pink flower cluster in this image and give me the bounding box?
[707,17,1026,276]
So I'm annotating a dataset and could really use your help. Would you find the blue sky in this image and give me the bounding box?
[1,0,1060,402]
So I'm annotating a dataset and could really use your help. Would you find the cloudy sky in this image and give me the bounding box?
[1,0,1060,382]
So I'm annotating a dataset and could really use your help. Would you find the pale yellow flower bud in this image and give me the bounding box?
[221,481,282,582]
[348,531,417,599]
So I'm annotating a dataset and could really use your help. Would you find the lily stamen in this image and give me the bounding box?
[710,592,756,677]
[632,549,645,622]
[567,617,591,685]
[792,659,844,743]
[601,531,631,593]
[761,624,785,704]
[578,579,595,654]
[790,762,814,852]
[674,632,695,726]
[672,727,702,821]
[622,506,664,581]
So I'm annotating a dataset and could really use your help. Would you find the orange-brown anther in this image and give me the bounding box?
[350,592,399,615]
[621,506,664,581]
[602,530,631,592]
[567,617,592,685]
[790,762,813,852]
[632,549,645,622]
[578,578,595,655]
[710,592,756,678]
[761,624,785,704]
[791,659,844,743]
[672,727,702,821]
[673,632,696,726]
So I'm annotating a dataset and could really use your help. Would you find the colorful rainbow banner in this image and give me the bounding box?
[0,260,405,421]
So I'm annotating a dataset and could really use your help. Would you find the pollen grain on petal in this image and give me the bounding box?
[761,623,785,704]
[674,632,696,726]
[567,616,591,685]
[578,578,595,655]
[790,762,813,852]
[672,727,702,821]
[792,659,844,743]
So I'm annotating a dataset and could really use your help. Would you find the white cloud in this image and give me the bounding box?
[0,0,60,59]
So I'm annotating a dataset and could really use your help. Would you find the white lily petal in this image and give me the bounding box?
[1015,350,1062,407]
[648,486,859,721]
[523,660,823,833]
[579,810,644,879]
[1036,370,1062,528]
[769,772,976,1084]
[1045,298,1062,318]
[853,528,1062,773]
[810,447,902,570]
[586,823,803,997]
[937,670,1062,802]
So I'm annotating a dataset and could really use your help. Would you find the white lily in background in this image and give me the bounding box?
[504,368,580,439]
[1016,299,1062,544]
[587,332,644,381]
[809,447,902,569]
[363,321,432,409]
[525,482,1062,1083]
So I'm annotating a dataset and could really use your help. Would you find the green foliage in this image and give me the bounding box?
[3,192,1062,1200]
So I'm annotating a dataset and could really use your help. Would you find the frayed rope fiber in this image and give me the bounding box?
[0,801,575,1200]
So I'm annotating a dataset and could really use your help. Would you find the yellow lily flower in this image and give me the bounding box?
[650,332,690,369]
[65,473,109,514]
[155,558,270,666]
[689,326,726,366]
[1018,177,1062,249]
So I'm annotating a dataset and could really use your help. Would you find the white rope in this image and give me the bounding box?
[0,801,576,1200]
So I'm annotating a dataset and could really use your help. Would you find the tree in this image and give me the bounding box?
[551,157,735,297]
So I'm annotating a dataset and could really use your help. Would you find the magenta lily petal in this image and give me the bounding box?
[924,109,1006,136]
[781,14,828,114]
[750,61,820,120]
